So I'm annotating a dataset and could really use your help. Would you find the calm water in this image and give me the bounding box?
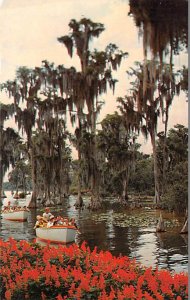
[0,193,188,274]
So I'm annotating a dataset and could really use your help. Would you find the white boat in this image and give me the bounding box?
[2,210,29,221]
[36,226,77,244]
[3,194,32,207]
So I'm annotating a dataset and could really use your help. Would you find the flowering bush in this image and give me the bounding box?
[0,238,188,299]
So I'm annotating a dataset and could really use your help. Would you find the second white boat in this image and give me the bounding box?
[2,210,29,221]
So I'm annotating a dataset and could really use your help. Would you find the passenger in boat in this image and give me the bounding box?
[34,215,44,229]
[6,201,12,211]
[2,206,8,212]
[47,215,55,228]
[14,192,19,199]
[43,207,53,221]
[69,218,78,229]
[62,217,69,225]
[23,206,30,211]
[54,216,64,225]
[8,206,14,212]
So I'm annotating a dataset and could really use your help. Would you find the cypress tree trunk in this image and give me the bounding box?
[156,213,166,232]
[90,169,102,210]
[150,129,161,204]
[180,209,188,234]
[121,170,129,203]
[28,148,37,208]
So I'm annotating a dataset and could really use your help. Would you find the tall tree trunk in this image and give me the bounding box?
[150,129,161,204]
[89,104,102,210]
[162,110,169,194]
[90,168,102,210]
[77,171,83,208]
[45,185,54,206]
[28,148,37,208]
[180,209,188,234]
[121,170,129,203]
[74,154,84,209]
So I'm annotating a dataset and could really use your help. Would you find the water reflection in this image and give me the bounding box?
[0,194,188,273]
[131,230,158,268]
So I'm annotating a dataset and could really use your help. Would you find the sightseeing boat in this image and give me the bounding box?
[36,225,78,244]
[3,194,32,207]
[2,210,29,222]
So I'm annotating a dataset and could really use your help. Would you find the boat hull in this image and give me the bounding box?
[36,226,77,244]
[2,210,29,221]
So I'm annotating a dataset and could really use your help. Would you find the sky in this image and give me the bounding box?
[0,0,188,155]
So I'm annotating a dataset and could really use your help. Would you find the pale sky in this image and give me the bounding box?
[0,0,188,155]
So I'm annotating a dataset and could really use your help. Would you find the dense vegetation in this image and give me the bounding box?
[0,0,188,214]
[0,238,188,300]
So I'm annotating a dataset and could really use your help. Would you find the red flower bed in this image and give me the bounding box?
[0,238,188,299]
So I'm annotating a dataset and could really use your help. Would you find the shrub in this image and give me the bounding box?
[0,238,188,299]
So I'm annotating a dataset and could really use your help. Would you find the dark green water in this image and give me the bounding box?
[0,195,188,274]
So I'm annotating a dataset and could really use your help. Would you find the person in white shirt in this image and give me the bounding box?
[43,207,53,221]
[47,215,55,228]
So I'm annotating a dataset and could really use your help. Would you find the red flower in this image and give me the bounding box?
[5,290,11,300]
[0,238,188,300]
[56,295,64,300]
[122,285,135,298]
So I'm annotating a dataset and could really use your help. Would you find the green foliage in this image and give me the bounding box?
[128,155,154,195]
[157,125,188,213]
[8,160,32,192]
[97,112,139,199]
[161,161,188,213]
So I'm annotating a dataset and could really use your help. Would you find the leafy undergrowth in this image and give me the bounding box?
[0,238,188,300]
[91,211,181,228]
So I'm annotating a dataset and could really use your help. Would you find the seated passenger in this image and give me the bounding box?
[69,218,78,229]
[54,216,64,225]
[47,215,55,228]
[34,215,44,229]
[62,217,68,225]
[3,206,8,212]
[23,206,30,211]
